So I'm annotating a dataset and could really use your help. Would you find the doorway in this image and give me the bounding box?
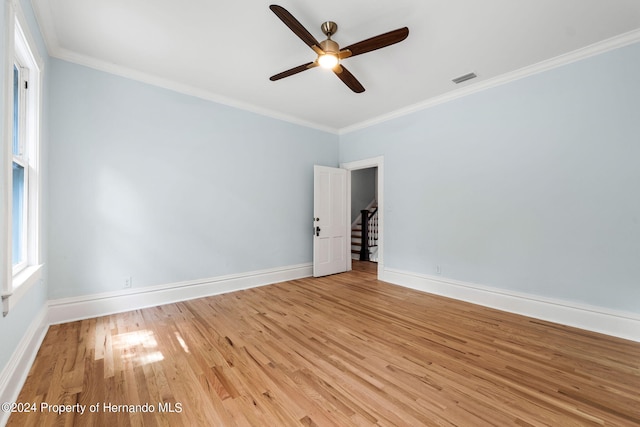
[341,156,384,279]
[350,167,378,262]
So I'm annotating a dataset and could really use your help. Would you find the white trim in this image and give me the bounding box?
[1,0,16,306]
[47,47,339,135]
[48,263,312,325]
[14,3,44,70]
[3,263,43,315]
[340,28,640,134]
[31,0,337,133]
[384,267,640,343]
[0,305,48,427]
[341,156,384,279]
[14,4,44,273]
[28,0,58,58]
[2,2,44,316]
[31,0,640,136]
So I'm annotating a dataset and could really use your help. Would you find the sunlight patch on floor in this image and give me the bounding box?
[175,332,190,353]
[112,330,164,366]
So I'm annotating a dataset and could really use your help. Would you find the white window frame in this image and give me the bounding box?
[12,62,29,274]
[2,1,43,316]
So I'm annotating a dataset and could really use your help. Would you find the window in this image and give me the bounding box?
[2,3,43,315]
[12,63,28,272]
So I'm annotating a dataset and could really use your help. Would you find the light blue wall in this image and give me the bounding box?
[48,59,339,299]
[340,42,640,313]
[0,0,50,377]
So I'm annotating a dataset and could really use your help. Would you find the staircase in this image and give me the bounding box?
[351,201,379,262]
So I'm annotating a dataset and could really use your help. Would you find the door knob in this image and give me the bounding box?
[315,226,321,237]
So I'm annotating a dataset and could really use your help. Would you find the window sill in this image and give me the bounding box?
[2,264,43,316]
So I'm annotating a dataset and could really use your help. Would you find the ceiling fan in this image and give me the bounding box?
[269,4,409,93]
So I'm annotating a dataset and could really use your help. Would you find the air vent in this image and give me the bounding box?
[452,72,477,84]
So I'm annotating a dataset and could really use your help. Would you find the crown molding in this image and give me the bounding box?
[31,0,339,135]
[27,0,640,135]
[52,47,340,134]
[339,28,640,134]
[29,0,58,61]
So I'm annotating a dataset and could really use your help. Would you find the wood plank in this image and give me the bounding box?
[8,262,640,426]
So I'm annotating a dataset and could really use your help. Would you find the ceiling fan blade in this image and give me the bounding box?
[270,62,317,81]
[333,65,365,93]
[269,5,322,52]
[341,27,409,58]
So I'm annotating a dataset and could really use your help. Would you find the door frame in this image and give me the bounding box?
[340,156,384,279]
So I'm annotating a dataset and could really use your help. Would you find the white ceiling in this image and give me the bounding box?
[32,0,640,133]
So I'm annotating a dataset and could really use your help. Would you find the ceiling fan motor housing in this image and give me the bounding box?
[320,39,339,54]
[321,21,338,37]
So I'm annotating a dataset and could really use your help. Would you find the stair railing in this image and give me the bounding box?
[359,208,378,261]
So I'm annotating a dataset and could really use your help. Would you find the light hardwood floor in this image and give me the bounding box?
[8,262,640,426]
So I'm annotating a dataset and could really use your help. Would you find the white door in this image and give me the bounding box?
[313,165,348,277]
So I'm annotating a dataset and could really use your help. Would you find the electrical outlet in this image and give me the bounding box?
[123,276,132,288]
[436,265,442,275]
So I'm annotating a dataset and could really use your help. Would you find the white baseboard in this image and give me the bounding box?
[48,263,313,325]
[0,306,49,426]
[383,268,640,343]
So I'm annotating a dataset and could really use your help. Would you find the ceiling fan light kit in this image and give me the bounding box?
[269,4,409,93]
[318,53,339,69]
[318,30,340,69]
